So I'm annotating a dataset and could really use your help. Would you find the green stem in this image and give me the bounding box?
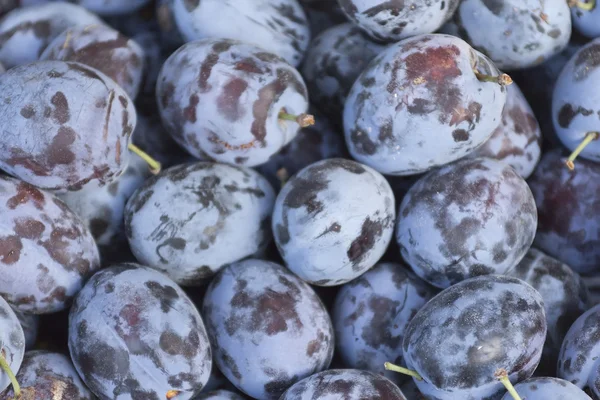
[565,132,599,170]
[0,350,20,399]
[474,71,513,86]
[384,362,423,381]
[569,0,596,11]
[495,369,521,400]
[128,143,161,175]
[278,110,315,127]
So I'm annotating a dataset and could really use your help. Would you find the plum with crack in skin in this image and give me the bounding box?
[403,274,547,400]
[468,82,542,179]
[332,262,436,382]
[40,24,145,100]
[125,162,275,286]
[0,350,94,400]
[0,175,100,314]
[202,259,334,400]
[337,0,459,43]
[558,303,600,397]
[68,263,212,400]
[343,34,507,176]
[0,60,136,191]
[272,158,396,286]
[451,0,571,70]
[552,37,600,163]
[396,157,537,289]
[165,0,310,67]
[0,2,103,68]
[0,295,25,393]
[301,22,387,125]
[500,377,592,400]
[279,369,407,399]
[528,149,600,275]
[156,38,309,167]
[506,248,588,376]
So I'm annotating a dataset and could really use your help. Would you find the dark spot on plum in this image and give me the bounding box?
[574,43,600,81]
[47,126,77,166]
[7,181,45,210]
[452,129,469,142]
[347,217,386,267]
[13,217,45,239]
[557,103,594,128]
[0,235,22,264]
[50,91,70,124]
[20,105,35,119]
[183,94,199,123]
[145,281,179,313]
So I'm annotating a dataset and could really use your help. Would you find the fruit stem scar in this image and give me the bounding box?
[166,389,180,399]
[568,0,596,10]
[566,131,599,170]
[494,369,522,400]
[278,109,315,128]
[0,348,20,398]
[384,361,423,381]
[128,143,162,175]
[473,71,513,86]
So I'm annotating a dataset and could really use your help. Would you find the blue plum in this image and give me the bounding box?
[157,39,310,167]
[69,263,212,399]
[332,262,436,381]
[397,157,537,288]
[337,0,459,42]
[552,37,600,168]
[570,1,600,39]
[0,2,102,68]
[0,350,94,400]
[501,377,592,400]
[164,0,310,67]
[507,248,588,375]
[451,0,571,70]
[125,162,275,285]
[301,22,387,125]
[202,259,334,399]
[558,303,600,397]
[280,369,407,399]
[528,149,600,275]
[344,34,508,176]
[402,275,547,400]
[0,295,24,393]
[272,158,395,286]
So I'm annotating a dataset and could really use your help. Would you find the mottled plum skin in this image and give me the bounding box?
[528,149,600,275]
[500,377,592,400]
[41,24,145,99]
[552,38,600,162]
[344,34,507,176]
[73,0,152,16]
[280,369,407,399]
[125,162,275,285]
[202,259,334,400]
[166,0,310,67]
[58,156,151,253]
[0,296,25,393]
[193,390,246,400]
[332,262,435,381]
[272,158,395,286]
[301,23,387,124]
[257,109,348,191]
[0,60,136,191]
[0,351,94,400]
[299,0,347,36]
[0,176,100,314]
[468,83,542,179]
[507,248,588,375]
[69,264,212,399]
[12,307,39,349]
[403,275,547,400]
[397,157,537,288]
[558,303,600,396]
[338,0,459,42]
[452,0,571,70]
[0,3,102,68]
[157,39,309,167]
[571,5,600,39]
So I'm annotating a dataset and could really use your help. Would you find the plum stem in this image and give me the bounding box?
[568,0,596,10]
[0,349,20,399]
[565,132,599,170]
[166,390,179,399]
[384,362,423,381]
[278,110,315,127]
[474,71,513,86]
[276,168,289,185]
[128,144,161,175]
[495,369,521,400]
